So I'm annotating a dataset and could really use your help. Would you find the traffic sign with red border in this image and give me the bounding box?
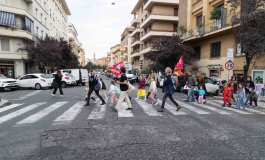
[225,61,234,70]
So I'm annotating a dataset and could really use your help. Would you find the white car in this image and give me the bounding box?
[17,74,54,90]
[204,77,220,96]
[52,72,76,88]
[61,69,88,85]
[0,74,19,91]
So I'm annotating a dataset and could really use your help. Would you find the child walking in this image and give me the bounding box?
[236,83,246,110]
[149,76,158,105]
[108,80,120,106]
[249,88,258,107]
[222,83,232,107]
[197,85,206,104]
[136,75,146,100]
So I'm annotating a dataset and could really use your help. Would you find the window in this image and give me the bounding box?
[41,30,43,38]
[210,42,221,58]
[173,23,179,32]
[1,39,10,51]
[196,15,203,27]
[35,8,38,17]
[193,46,201,59]
[36,27,39,36]
[174,8,179,16]
[40,13,43,23]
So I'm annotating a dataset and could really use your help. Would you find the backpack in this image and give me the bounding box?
[94,76,101,91]
[114,86,121,95]
[100,78,106,90]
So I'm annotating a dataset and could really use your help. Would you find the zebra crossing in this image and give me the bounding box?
[0,97,265,128]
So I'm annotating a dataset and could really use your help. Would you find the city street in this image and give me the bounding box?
[0,77,265,159]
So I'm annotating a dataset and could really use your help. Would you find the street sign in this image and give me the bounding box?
[227,48,234,61]
[225,61,234,70]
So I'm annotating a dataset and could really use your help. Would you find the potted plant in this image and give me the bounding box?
[210,7,222,20]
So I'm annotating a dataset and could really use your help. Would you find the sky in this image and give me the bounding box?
[65,0,138,60]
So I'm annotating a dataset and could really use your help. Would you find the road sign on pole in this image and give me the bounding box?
[225,61,234,70]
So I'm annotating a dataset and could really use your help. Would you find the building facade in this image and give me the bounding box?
[96,57,107,66]
[0,0,70,78]
[120,27,134,65]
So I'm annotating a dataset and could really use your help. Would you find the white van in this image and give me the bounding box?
[60,69,88,85]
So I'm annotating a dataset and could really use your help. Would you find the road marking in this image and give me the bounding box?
[0,102,47,125]
[196,103,231,115]
[87,104,106,119]
[157,99,186,115]
[53,101,85,125]
[13,90,42,101]
[177,101,210,114]
[15,102,68,126]
[116,102,134,118]
[135,99,163,116]
[0,104,24,113]
[211,100,251,115]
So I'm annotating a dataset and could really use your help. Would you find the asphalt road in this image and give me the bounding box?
[1,77,265,160]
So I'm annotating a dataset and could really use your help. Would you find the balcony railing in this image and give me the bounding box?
[182,16,231,40]
[131,37,140,44]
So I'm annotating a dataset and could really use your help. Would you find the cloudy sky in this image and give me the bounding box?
[66,0,138,60]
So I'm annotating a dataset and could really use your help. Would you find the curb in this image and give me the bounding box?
[0,99,9,107]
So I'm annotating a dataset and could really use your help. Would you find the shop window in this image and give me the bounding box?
[1,39,10,51]
[211,42,221,58]
[209,70,219,77]
[193,46,201,59]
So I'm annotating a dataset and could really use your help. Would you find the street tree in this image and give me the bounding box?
[144,35,194,69]
[228,0,265,78]
[59,39,79,69]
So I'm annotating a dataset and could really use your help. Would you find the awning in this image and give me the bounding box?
[0,11,16,27]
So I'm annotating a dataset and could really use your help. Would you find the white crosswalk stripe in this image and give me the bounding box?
[15,102,68,126]
[12,91,42,101]
[157,99,187,115]
[135,99,163,116]
[177,101,210,114]
[0,102,47,125]
[116,102,134,117]
[53,101,85,125]
[211,100,251,115]
[88,104,107,119]
[0,104,24,113]
[196,103,231,115]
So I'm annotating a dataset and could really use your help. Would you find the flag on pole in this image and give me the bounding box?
[112,61,125,77]
[174,56,184,76]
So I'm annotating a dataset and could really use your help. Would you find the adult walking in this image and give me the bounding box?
[244,76,255,105]
[115,67,133,111]
[51,69,63,97]
[157,67,181,112]
[185,71,197,102]
[84,70,106,106]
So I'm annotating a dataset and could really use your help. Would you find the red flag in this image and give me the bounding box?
[112,61,125,76]
[174,56,184,76]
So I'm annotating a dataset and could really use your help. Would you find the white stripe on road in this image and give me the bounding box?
[15,102,68,126]
[177,101,210,114]
[53,101,85,125]
[0,102,47,125]
[87,104,106,119]
[197,103,231,115]
[211,100,251,115]
[135,99,163,116]
[13,90,42,101]
[116,102,134,118]
[157,99,186,115]
[0,104,24,113]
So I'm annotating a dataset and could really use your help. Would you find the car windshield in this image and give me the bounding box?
[40,74,54,78]
[0,74,7,79]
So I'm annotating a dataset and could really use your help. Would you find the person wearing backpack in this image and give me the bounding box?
[84,70,106,106]
[157,67,181,112]
[108,80,120,106]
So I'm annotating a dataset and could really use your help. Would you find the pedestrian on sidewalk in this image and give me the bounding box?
[196,85,206,104]
[236,83,246,110]
[115,67,133,111]
[51,69,63,97]
[244,76,255,105]
[108,80,120,106]
[249,88,258,107]
[84,70,106,106]
[157,67,181,112]
[185,71,197,102]
[222,83,232,107]
[135,75,146,100]
[255,80,263,100]
[149,75,158,105]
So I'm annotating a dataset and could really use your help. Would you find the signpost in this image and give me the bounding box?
[225,60,234,81]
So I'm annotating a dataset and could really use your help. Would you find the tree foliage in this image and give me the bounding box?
[144,35,194,69]
[227,0,265,77]
[25,36,79,72]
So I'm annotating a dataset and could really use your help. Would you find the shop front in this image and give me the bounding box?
[252,70,265,82]
[0,61,14,78]
[208,64,223,78]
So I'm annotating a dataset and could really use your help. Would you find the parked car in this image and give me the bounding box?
[0,74,19,91]
[204,77,220,96]
[17,74,53,90]
[52,72,76,88]
[60,69,88,85]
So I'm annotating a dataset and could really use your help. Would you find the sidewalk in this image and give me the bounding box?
[0,99,9,107]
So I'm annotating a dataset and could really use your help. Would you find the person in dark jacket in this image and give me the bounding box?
[185,71,197,102]
[157,67,181,112]
[244,76,255,105]
[51,69,63,97]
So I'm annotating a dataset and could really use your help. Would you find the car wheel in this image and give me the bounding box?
[35,83,42,90]
[11,88,17,91]
[61,82,67,88]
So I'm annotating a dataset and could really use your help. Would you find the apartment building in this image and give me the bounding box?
[183,0,265,81]
[68,23,86,67]
[0,0,71,78]
[120,27,134,65]
[96,57,107,66]
[108,44,122,67]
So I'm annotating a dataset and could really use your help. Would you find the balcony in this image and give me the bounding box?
[131,28,141,37]
[140,30,177,42]
[131,51,141,58]
[0,27,33,41]
[144,0,179,10]
[131,18,139,27]
[140,47,152,55]
[140,14,179,28]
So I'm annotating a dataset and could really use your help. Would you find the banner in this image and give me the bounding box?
[110,61,125,77]
[174,56,184,76]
